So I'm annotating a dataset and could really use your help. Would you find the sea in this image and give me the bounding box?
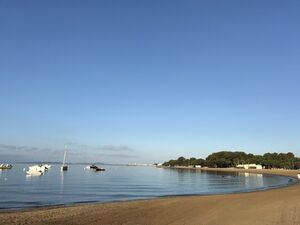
[0,163,296,210]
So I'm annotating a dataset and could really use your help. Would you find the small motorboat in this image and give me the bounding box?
[0,164,13,169]
[87,164,106,172]
[90,165,98,169]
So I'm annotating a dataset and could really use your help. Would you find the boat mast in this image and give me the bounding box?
[63,146,67,166]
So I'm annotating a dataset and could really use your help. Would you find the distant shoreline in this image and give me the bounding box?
[163,166,300,178]
[201,167,300,177]
[1,168,300,225]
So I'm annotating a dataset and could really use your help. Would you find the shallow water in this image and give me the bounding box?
[0,164,295,209]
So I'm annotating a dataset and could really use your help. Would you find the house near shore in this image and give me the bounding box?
[236,164,263,169]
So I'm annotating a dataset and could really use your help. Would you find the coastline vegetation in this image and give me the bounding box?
[163,151,300,169]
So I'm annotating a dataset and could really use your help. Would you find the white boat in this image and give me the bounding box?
[26,163,50,176]
[61,149,68,171]
[28,165,47,173]
[297,174,300,179]
[26,165,44,176]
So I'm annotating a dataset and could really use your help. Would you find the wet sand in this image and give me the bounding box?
[0,168,299,225]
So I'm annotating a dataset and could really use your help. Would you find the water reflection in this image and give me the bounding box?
[0,169,10,182]
[238,172,264,188]
[60,170,65,193]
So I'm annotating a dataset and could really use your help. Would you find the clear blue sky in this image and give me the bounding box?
[1,0,300,163]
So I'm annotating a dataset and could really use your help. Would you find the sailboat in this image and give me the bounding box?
[61,148,68,171]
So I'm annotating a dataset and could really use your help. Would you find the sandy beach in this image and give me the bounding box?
[0,168,299,225]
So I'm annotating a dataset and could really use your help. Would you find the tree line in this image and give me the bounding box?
[162,151,300,169]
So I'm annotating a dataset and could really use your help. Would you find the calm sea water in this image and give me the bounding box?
[0,164,295,209]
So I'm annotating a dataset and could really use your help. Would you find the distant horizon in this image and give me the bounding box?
[1,145,299,165]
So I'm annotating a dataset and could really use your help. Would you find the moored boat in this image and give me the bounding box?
[61,165,68,171]
[28,164,50,173]
[26,165,44,176]
[61,149,68,171]
[0,164,13,169]
[90,165,98,169]
[87,164,106,171]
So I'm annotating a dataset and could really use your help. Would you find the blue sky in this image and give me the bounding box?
[1,0,300,163]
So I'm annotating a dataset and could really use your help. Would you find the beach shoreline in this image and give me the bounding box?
[1,168,300,225]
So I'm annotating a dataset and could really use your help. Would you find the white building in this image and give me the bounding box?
[236,164,263,169]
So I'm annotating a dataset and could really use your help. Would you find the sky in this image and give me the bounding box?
[1,0,300,164]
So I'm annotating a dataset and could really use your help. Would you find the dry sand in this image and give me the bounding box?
[1,168,300,225]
